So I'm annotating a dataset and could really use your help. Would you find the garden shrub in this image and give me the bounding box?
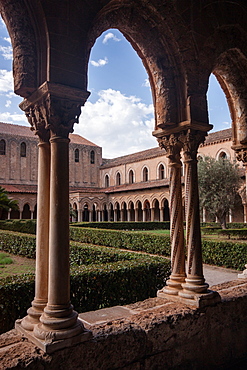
[202,239,247,270]
[71,221,170,230]
[217,228,247,239]
[0,230,170,333]
[70,227,171,256]
[0,220,36,234]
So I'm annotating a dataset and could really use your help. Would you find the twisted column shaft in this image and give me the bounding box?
[179,130,209,298]
[158,134,186,295]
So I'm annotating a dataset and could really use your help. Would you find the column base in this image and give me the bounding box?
[160,274,186,296]
[21,299,47,331]
[157,289,221,308]
[238,265,247,279]
[15,318,92,354]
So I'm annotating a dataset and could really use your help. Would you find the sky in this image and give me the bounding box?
[0,20,231,158]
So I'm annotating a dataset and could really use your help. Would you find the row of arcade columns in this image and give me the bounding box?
[15,81,223,352]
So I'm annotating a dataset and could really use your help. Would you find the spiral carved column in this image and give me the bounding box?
[235,148,247,278]
[179,130,220,305]
[157,134,186,296]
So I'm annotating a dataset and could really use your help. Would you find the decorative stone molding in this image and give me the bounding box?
[19,81,90,140]
[235,148,247,166]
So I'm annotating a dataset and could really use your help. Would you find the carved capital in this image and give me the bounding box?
[235,148,247,166]
[20,81,90,140]
[182,130,206,162]
[158,133,184,166]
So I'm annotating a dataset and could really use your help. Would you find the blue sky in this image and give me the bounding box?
[0,22,231,158]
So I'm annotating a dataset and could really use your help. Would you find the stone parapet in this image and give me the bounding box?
[1,279,247,369]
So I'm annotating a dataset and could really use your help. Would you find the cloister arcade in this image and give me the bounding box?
[71,197,171,223]
[1,0,247,355]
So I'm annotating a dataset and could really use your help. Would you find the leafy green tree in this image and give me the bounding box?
[198,156,241,229]
[0,186,19,219]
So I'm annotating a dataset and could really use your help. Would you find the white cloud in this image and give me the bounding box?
[0,111,27,125]
[223,121,230,127]
[0,45,12,59]
[0,69,13,92]
[90,57,108,67]
[102,32,121,44]
[142,78,150,88]
[4,37,11,44]
[5,100,11,107]
[75,89,157,158]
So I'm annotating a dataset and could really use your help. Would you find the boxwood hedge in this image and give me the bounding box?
[0,230,170,334]
[71,221,170,230]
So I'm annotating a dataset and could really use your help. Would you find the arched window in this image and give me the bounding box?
[116,172,121,186]
[219,151,227,159]
[0,139,6,155]
[105,174,109,187]
[20,142,26,157]
[129,169,134,184]
[90,150,95,164]
[158,164,165,179]
[75,148,79,162]
[143,167,148,182]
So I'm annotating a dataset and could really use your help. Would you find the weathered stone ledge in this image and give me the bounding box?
[1,279,247,369]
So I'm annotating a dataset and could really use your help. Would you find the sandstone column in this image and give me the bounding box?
[157,134,186,296]
[235,148,247,278]
[134,208,138,221]
[16,82,91,352]
[160,207,164,222]
[179,130,216,300]
[20,113,50,331]
[151,208,155,222]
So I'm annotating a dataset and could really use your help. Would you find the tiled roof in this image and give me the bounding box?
[101,147,165,168]
[203,128,232,145]
[104,178,170,193]
[0,122,98,147]
[1,184,38,193]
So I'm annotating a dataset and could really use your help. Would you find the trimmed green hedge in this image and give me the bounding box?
[202,239,247,270]
[71,221,170,230]
[0,230,170,333]
[70,227,171,256]
[0,220,36,234]
[217,229,247,239]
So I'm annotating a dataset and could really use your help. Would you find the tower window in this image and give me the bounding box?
[0,139,6,155]
[20,142,26,157]
[90,150,95,164]
[75,149,79,162]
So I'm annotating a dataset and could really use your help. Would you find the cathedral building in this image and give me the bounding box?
[0,122,244,223]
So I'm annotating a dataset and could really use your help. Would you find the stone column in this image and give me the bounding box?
[179,130,218,302]
[157,134,186,296]
[7,210,11,219]
[235,148,247,278]
[151,208,155,222]
[134,208,138,221]
[127,209,131,222]
[160,207,164,222]
[15,81,91,352]
[21,126,50,331]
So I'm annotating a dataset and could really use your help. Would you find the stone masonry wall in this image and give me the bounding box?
[1,279,247,369]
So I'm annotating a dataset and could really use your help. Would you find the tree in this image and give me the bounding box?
[198,156,241,229]
[0,186,19,219]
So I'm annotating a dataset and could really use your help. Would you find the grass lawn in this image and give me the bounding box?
[0,253,35,279]
[134,229,170,235]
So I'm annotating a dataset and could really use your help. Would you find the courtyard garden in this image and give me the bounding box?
[0,219,247,334]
